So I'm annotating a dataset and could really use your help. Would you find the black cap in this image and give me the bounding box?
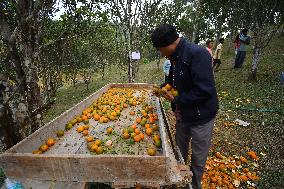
[151,24,179,48]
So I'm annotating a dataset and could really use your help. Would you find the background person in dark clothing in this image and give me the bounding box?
[234,28,251,68]
[151,24,218,189]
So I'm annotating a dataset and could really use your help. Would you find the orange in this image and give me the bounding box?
[247,151,259,160]
[145,124,150,129]
[77,126,84,133]
[96,146,104,154]
[134,135,141,142]
[82,115,88,121]
[82,130,88,136]
[240,175,248,181]
[210,177,217,183]
[111,111,117,117]
[122,132,130,139]
[153,134,160,141]
[76,117,83,123]
[131,124,137,129]
[149,117,155,124]
[139,133,144,140]
[83,125,90,130]
[107,127,113,134]
[130,111,135,116]
[99,117,104,123]
[146,128,153,136]
[147,147,156,156]
[136,117,142,124]
[142,112,148,118]
[109,115,115,121]
[94,139,102,146]
[86,136,94,142]
[215,152,223,159]
[56,130,64,137]
[134,128,140,135]
[46,138,55,147]
[87,113,92,119]
[170,88,179,97]
[154,140,161,148]
[83,110,88,115]
[243,168,249,173]
[152,124,159,131]
[123,103,128,108]
[93,114,100,121]
[240,156,248,163]
[39,144,49,152]
[103,117,109,123]
[164,84,172,91]
[90,144,98,152]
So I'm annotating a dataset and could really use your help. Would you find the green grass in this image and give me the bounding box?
[212,36,284,188]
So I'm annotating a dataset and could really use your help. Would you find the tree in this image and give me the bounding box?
[241,0,284,80]
[104,0,163,82]
[0,0,55,149]
[0,0,116,150]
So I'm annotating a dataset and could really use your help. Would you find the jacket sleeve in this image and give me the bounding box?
[173,48,216,106]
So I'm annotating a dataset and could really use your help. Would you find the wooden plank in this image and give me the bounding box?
[155,99,192,186]
[0,154,167,183]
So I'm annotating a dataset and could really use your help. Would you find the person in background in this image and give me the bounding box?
[234,28,250,68]
[233,34,240,56]
[163,59,171,80]
[213,38,225,72]
[206,40,214,66]
[151,24,218,189]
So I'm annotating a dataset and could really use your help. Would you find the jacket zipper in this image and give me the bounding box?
[197,105,201,116]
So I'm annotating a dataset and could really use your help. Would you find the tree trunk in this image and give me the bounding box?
[0,0,54,151]
[156,53,161,70]
[248,46,262,81]
[192,24,196,43]
[127,31,134,83]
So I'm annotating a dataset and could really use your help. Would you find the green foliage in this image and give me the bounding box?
[142,58,150,65]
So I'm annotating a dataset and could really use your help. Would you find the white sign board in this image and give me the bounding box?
[131,51,141,60]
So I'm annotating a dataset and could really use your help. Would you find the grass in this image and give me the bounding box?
[2,36,282,188]
[211,36,284,188]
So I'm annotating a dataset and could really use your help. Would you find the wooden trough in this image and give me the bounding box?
[0,83,191,188]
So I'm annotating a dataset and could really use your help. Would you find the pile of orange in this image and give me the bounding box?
[202,151,260,188]
[32,138,56,154]
[153,84,179,97]
[32,88,163,156]
[87,139,103,154]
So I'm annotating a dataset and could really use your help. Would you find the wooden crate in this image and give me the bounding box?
[0,83,191,188]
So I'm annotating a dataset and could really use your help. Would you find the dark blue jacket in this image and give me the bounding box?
[167,38,218,125]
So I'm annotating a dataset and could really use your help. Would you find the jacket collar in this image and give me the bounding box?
[170,38,186,62]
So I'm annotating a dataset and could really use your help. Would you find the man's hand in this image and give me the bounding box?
[152,86,162,97]
[161,88,174,102]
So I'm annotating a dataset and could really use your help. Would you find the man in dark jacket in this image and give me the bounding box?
[151,24,218,189]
